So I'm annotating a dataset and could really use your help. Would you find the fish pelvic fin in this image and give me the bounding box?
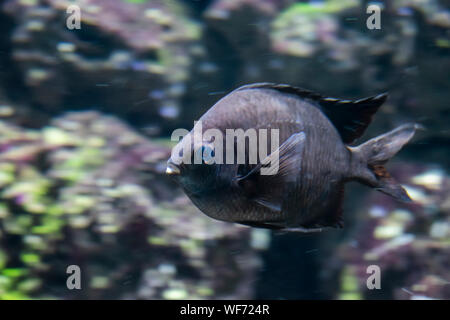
[349,123,422,202]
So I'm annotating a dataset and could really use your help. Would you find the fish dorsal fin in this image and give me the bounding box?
[237,83,388,144]
[237,82,323,101]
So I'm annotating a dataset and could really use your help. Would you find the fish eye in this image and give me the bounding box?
[192,145,216,164]
[199,146,216,164]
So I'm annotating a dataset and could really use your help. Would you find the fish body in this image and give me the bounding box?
[167,83,419,232]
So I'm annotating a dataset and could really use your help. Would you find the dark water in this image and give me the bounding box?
[0,0,448,300]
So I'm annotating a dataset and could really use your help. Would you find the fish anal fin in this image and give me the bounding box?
[278,226,331,234]
[237,220,284,230]
[331,184,345,228]
[316,183,345,228]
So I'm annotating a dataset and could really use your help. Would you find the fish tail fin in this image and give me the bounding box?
[349,123,421,202]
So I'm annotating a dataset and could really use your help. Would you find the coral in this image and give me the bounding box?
[271,0,361,60]
[1,0,202,126]
[206,0,294,18]
[0,0,448,300]
[204,0,450,142]
[2,0,448,138]
[323,163,450,300]
[0,111,265,299]
[268,0,450,99]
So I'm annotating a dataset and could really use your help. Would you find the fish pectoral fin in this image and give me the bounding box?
[236,131,306,183]
[235,132,306,213]
[259,131,306,180]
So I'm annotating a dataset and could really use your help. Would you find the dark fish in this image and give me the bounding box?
[166,83,419,233]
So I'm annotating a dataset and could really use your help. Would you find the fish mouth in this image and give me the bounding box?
[165,161,181,176]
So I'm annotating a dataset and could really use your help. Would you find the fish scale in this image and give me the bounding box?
[167,83,419,233]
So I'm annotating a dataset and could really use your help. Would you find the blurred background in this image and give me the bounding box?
[0,0,448,300]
